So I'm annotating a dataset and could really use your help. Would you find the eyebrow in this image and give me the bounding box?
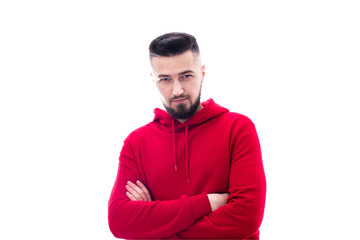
[157,70,195,78]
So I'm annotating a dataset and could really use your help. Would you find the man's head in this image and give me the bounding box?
[149,32,205,122]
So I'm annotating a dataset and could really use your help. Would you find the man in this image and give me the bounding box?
[108,32,266,239]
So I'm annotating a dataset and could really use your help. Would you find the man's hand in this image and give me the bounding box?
[207,193,229,212]
[126,180,152,201]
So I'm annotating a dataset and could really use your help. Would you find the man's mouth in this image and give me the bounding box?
[173,97,187,103]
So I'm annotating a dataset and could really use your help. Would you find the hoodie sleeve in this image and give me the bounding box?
[177,123,266,239]
[108,138,212,239]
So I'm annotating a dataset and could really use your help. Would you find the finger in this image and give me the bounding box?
[126,191,137,201]
[136,180,150,201]
[126,185,141,200]
[126,183,144,201]
[128,181,148,201]
[136,180,152,201]
[127,181,147,201]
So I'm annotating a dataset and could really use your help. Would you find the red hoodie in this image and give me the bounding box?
[108,98,266,239]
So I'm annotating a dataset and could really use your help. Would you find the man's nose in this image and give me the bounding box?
[172,79,184,96]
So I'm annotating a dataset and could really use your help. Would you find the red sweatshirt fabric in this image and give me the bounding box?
[108,98,266,239]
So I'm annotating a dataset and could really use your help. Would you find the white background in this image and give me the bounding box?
[1,0,359,239]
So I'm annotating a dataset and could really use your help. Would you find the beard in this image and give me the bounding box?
[164,92,201,120]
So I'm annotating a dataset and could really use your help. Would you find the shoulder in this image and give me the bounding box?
[215,111,260,143]
[221,111,255,128]
[124,121,157,143]
[221,112,261,148]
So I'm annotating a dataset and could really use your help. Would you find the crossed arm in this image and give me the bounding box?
[109,124,266,239]
[126,180,229,212]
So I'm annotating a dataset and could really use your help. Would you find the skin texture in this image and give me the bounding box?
[150,50,205,123]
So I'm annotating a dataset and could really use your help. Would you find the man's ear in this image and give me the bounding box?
[150,72,154,83]
[201,65,205,82]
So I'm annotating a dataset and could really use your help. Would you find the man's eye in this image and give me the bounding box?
[182,75,192,79]
[160,78,170,82]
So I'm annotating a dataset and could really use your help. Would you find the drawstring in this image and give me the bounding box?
[185,125,190,184]
[171,119,190,184]
[172,119,178,172]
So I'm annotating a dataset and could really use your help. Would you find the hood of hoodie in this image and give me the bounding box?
[152,98,229,184]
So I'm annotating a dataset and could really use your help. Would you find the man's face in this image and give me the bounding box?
[151,50,205,121]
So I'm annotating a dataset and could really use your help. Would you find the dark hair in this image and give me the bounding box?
[149,32,200,59]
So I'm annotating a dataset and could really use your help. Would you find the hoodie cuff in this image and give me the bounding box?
[184,193,212,222]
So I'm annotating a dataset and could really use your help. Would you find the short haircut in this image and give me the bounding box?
[149,32,200,59]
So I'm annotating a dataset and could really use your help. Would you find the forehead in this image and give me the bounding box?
[151,51,199,76]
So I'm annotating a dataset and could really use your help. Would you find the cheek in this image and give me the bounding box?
[189,80,201,95]
[157,85,171,100]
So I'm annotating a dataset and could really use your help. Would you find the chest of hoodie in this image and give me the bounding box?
[136,120,232,201]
